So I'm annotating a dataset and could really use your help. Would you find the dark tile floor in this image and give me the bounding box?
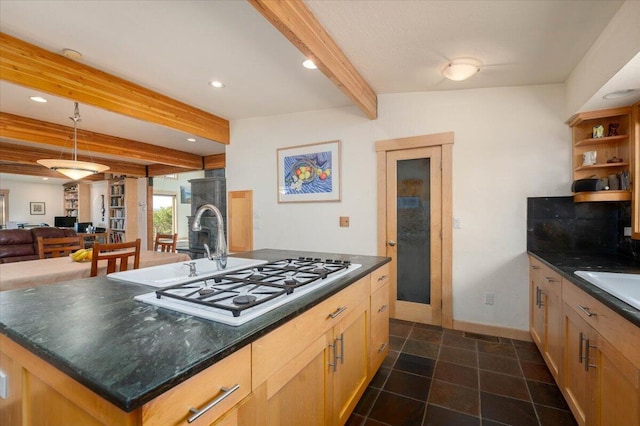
[347,319,578,426]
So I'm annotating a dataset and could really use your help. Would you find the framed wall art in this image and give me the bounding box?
[30,202,45,215]
[277,140,341,203]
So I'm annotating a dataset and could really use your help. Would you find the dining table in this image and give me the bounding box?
[0,250,191,292]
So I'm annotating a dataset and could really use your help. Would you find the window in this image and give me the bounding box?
[152,193,176,239]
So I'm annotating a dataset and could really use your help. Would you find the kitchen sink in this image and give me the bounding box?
[108,257,267,288]
[574,271,640,310]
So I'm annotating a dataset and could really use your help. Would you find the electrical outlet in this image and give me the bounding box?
[453,217,462,229]
[624,227,632,237]
[340,216,350,227]
[0,370,7,399]
[484,292,494,305]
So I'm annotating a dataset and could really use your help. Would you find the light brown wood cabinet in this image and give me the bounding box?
[632,102,640,239]
[568,107,632,203]
[1,263,390,425]
[529,256,640,426]
[528,257,562,381]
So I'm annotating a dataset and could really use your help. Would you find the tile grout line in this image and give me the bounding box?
[420,326,442,425]
[514,339,543,425]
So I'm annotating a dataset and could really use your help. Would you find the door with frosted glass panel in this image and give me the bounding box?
[386,147,442,325]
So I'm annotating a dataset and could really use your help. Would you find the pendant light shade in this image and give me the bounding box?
[37,102,109,180]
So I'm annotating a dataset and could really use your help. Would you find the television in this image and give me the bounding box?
[54,216,77,228]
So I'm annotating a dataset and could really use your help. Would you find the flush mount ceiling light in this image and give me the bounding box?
[209,81,225,88]
[603,89,639,100]
[29,96,47,103]
[37,102,109,180]
[302,59,317,69]
[62,48,82,60]
[442,57,482,81]
[187,137,196,142]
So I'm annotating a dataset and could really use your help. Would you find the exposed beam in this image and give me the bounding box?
[0,142,147,177]
[0,112,203,170]
[0,162,105,181]
[203,153,226,170]
[248,0,377,119]
[0,32,230,144]
[147,164,200,177]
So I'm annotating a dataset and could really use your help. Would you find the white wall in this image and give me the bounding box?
[0,177,64,226]
[227,83,570,331]
[89,181,108,229]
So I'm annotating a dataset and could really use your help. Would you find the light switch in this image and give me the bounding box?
[0,370,7,399]
[453,217,462,229]
[340,216,350,227]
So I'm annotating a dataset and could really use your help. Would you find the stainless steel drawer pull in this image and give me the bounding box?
[378,304,388,313]
[543,276,557,283]
[337,333,345,365]
[531,265,540,270]
[578,332,585,364]
[584,339,597,372]
[188,384,240,423]
[328,341,338,371]
[378,342,388,353]
[377,275,388,282]
[328,306,347,319]
[577,305,597,317]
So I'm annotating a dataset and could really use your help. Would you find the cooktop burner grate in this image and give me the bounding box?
[152,258,352,317]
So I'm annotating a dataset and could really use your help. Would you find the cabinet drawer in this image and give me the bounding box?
[370,283,389,374]
[252,276,369,388]
[563,279,640,369]
[371,264,390,293]
[142,345,251,425]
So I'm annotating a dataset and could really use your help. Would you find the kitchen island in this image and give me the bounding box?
[0,249,391,425]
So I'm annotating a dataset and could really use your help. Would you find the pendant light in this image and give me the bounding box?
[37,102,109,180]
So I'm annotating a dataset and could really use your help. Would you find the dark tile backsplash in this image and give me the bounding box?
[527,196,639,261]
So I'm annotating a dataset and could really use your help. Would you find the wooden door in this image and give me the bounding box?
[563,303,593,426]
[228,190,253,253]
[385,146,442,325]
[632,102,639,239]
[331,300,369,426]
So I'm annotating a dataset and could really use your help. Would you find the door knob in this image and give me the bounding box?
[388,240,396,246]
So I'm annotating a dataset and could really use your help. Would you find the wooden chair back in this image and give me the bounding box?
[90,238,141,277]
[154,233,178,253]
[37,236,83,259]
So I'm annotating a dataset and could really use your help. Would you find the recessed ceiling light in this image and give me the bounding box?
[62,48,82,60]
[209,81,225,88]
[442,57,482,81]
[303,59,317,70]
[603,89,638,100]
[29,96,48,103]
[42,177,49,181]
[187,138,196,142]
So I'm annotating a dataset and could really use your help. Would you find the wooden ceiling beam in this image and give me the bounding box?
[0,112,203,170]
[0,32,230,144]
[0,142,148,177]
[203,153,226,170]
[147,164,200,177]
[0,163,105,181]
[248,0,377,120]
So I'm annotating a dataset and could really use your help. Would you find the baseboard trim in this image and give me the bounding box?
[453,320,532,342]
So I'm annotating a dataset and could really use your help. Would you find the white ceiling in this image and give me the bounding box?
[0,0,637,163]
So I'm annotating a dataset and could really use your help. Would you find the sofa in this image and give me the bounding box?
[0,227,79,264]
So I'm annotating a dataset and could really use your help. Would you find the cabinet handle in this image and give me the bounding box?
[535,287,539,307]
[377,275,388,282]
[188,384,240,423]
[328,306,347,319]
[577,305,597,317]
[531,265,541,270]
[378,304,388,313]
[336,333,345,365]
[543,276,557,283]
[578,332,585,364]
[584,339,598,372]
[378,342,388,353]
[328,340,339,372]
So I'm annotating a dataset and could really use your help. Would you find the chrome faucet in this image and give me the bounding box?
[192,203,228,269]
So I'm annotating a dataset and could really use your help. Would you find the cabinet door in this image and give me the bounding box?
[529,260,544,349]
[263,335,329,426]
[563,303,594,426]
[544,281,562,382]
[594,335,640,426]
[370,283,390,376]
[331,300,369,426]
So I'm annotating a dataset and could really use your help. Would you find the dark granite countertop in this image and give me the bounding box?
[528,250,640,327]
[0,249,390,412]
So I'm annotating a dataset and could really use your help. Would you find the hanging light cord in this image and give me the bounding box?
[69,101,81,162]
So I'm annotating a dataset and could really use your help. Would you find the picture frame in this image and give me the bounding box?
[180,186,192,204]
[30,202,45,215]
[277,140,341,203]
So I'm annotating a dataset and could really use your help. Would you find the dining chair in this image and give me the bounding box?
[154,233,178,253]
[37,236,83,259]
[90,238,141,277]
